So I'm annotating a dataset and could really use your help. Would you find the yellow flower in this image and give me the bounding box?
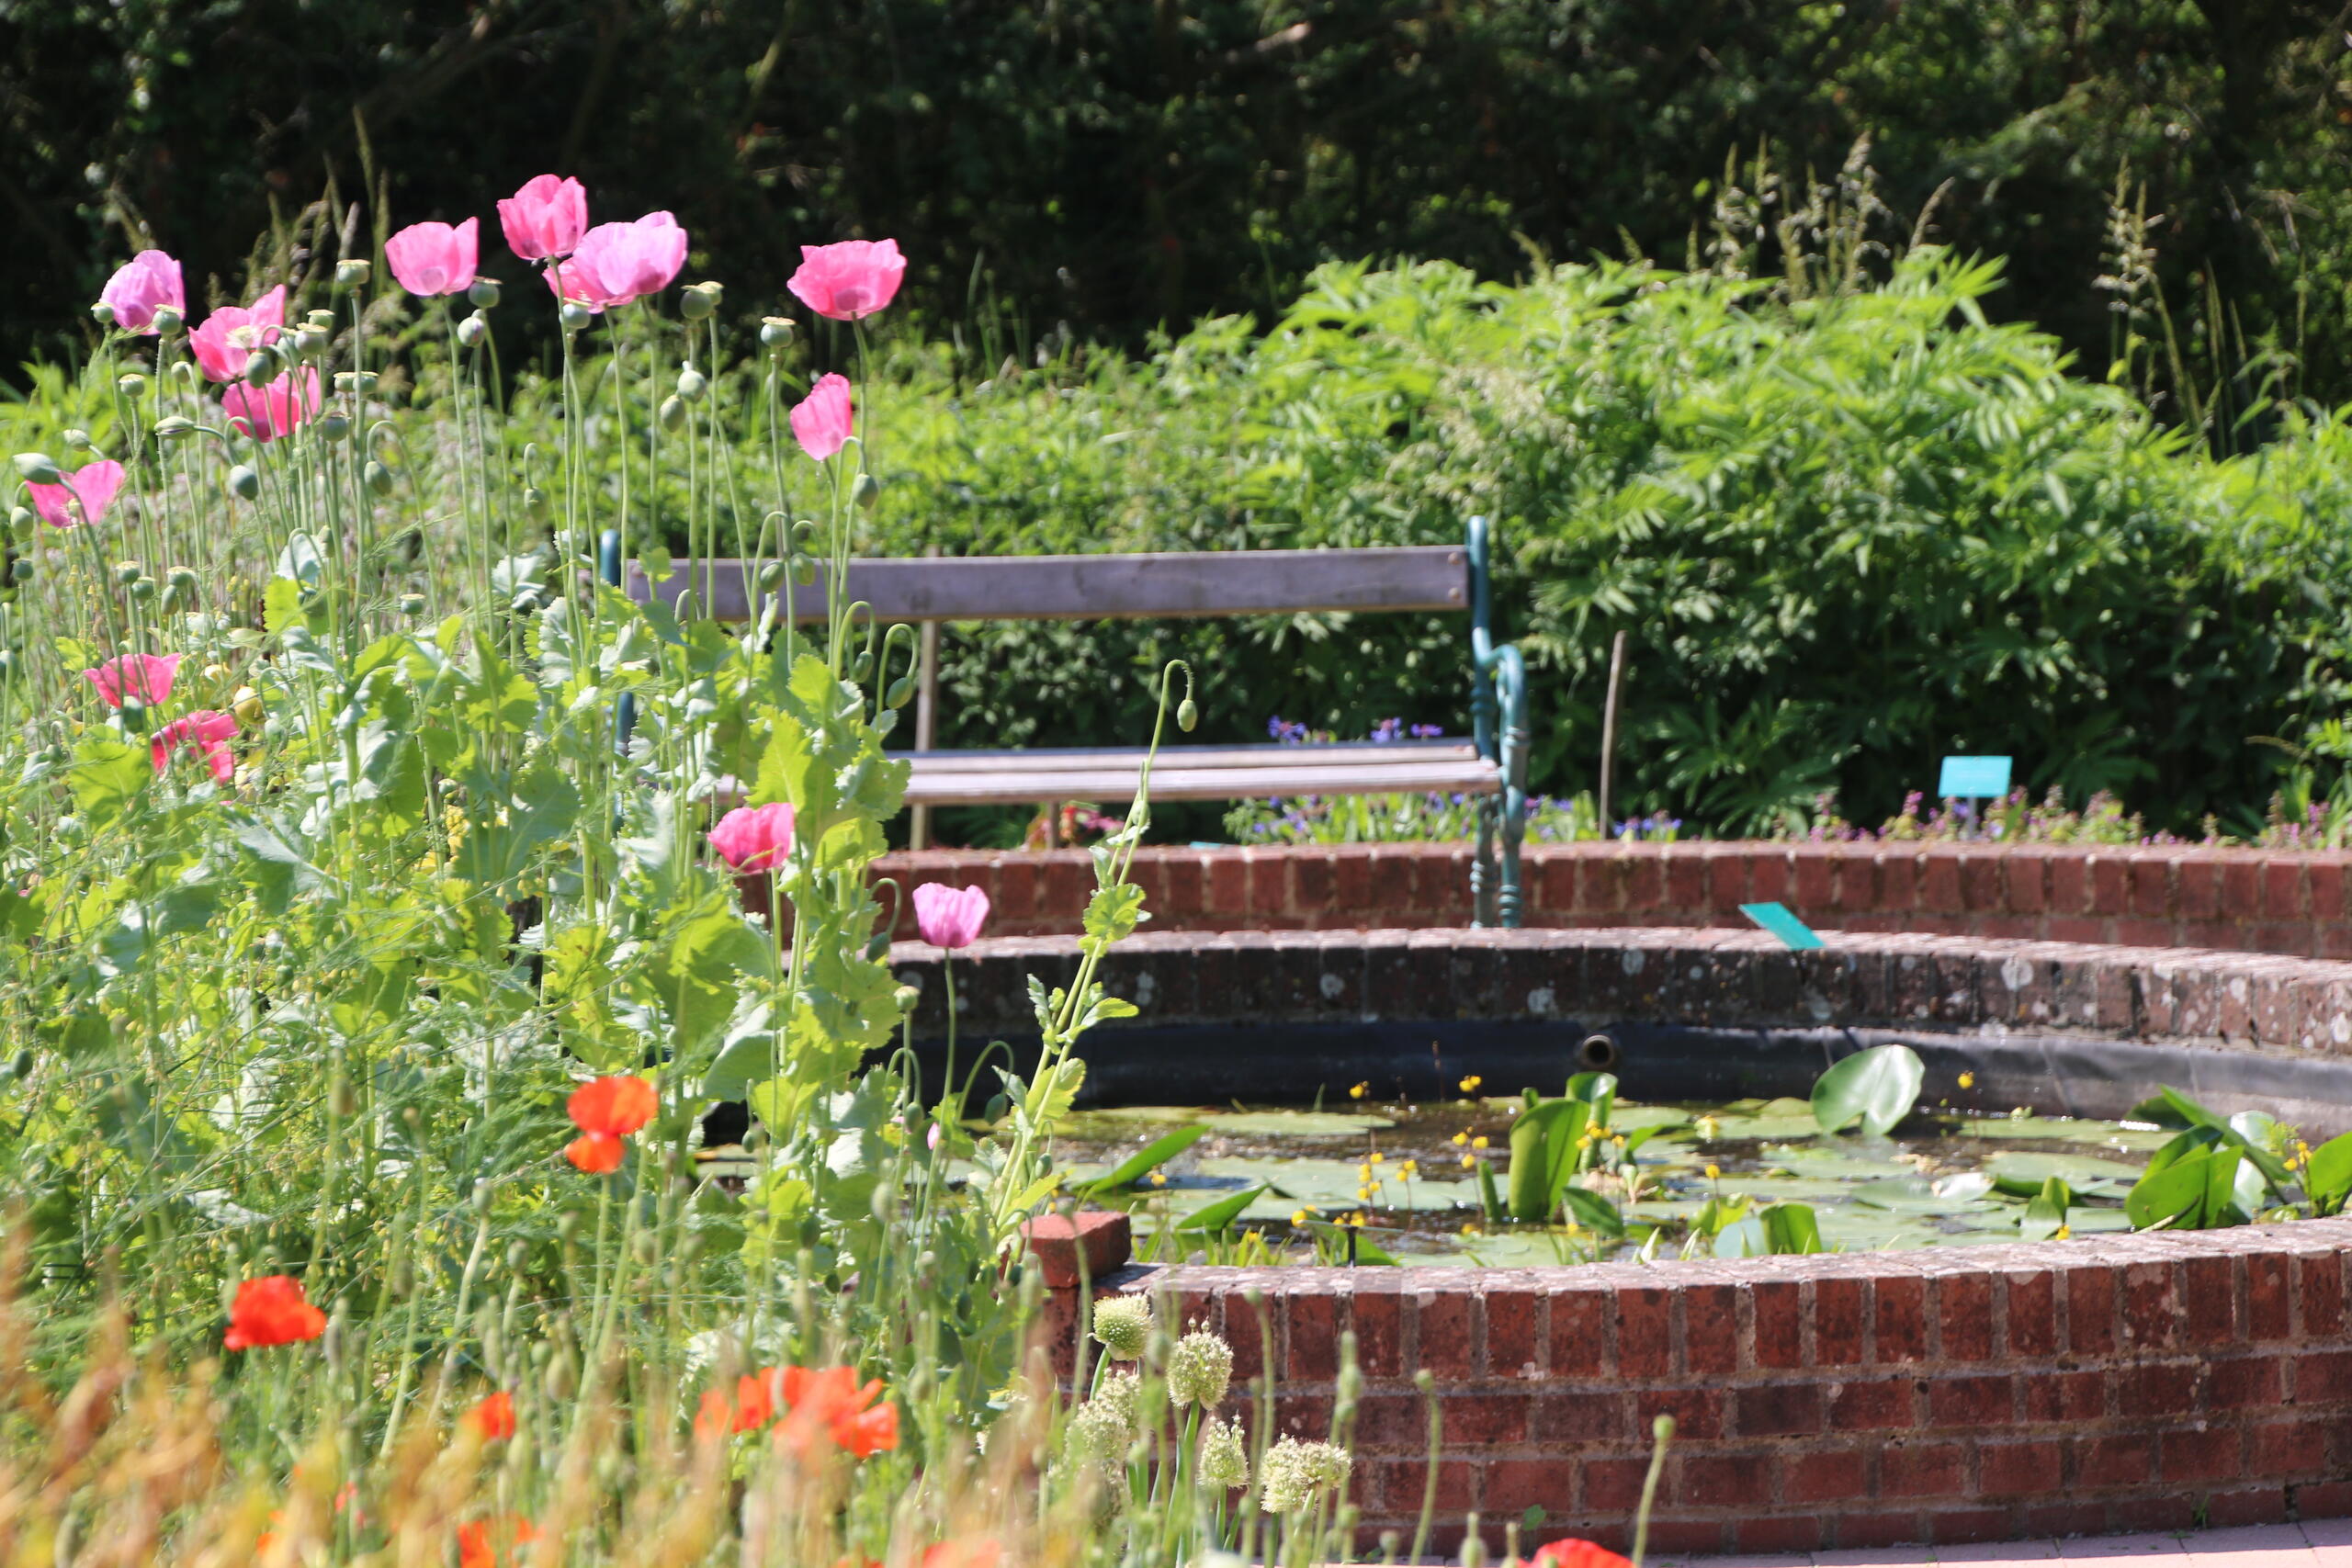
[1958,1071,1977,1089]
[1458,1075,1484,1094]
[1357,1162,1374,1183]
[1148,1170,1168,1187]
[1459,1223,1479,1237]
[1452,1131,1470,1146]
[1368,1151,1384,1164]
[1399,1159,1419,1179]
[1290,1209,1310,1227]
[1704,1163,1721,1181]
[1461,1154,1476,1169]
[2055,1224,2072,1240]
[1471,1135,1488,1150]
[1695,1115,1720,1141]
[1348,1082,1369,1100]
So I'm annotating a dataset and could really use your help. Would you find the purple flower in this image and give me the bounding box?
[1372,717,1404,743]
[1410,723,1443,739]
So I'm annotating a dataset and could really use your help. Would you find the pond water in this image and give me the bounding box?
[1056,1094,2177,1267]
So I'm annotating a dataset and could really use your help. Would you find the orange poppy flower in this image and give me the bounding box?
[568,1076,656,1136]
[564,1132,625,1173]
[466,1391,516,1441]
[458,1516,537,1568]
[1532,1540,1634,1568]
[223,1275,327,1350]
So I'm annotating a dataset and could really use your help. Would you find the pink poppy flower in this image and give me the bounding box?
[548,213,688,312]
[386,218,479,298]
[787,240,905,321]
[789,374,854,461]
[708,803,796,873]
[84,653,182,709]
[26,458,126,529]
[223,367,321,443]
[152,710,237,783]
[499,175,590,263]
[911,882,989,950]
[188,286,288,384]
[99,251,186,334]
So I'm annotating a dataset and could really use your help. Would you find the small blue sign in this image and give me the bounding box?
[1740,902,1825,951]
[1937,755,2013,798]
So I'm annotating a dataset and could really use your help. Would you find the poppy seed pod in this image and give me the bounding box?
[226,465,260,501]
[334,259,370,289]
[90,301,117,327]
[13,453,62,487]
[675,364,707,402]
[852,472,881,510]
[9,507,34,539]
[292,328,327,357]
[8,560,31,585]
[241,350,274,388]
[657,395,685,431]
[456,314,487,349]
[679,285,715,321]
[305,310,335,332]
[129,577,156,602]
[559,301,592,333]
[333,370,379,395]
[117,373,146,399]
[468,277,501,309]
[759,316,795,349]
[318,412,350,441]
[151,303,184,335]
[400,592,425,616]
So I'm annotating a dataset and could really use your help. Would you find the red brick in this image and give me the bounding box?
[2162,1426,2241,1483]
[1636,1386,1724,1440]
[1736,1382,1824,1437]
[1224,1289,1269,1382]
[1814,1278,1865,1366]
[1484,1458,1574,1515]
[2206,1485,2291,1527]
[1881,1442,1966,1497]
[2223,860,2262,919]
[1286,1289,1340,1379]
[2250,1418,2335,1477]
[1617,1286,1671,1378]
[1707,849,1751,913]
[1351,1285,1403,1377]
[1752,1279,1803,1370]
[2079,1433,2155,1487]
[2065,1263,2118,1353]
[1645,1520,1733,1557]
[2178,855,2222,919]
[2210,1355,2284,1409]
[1020,1209,1131,1288]
[1529,1389,1629,1443]
[1928,1509,2017,1544]
[2023,1369,2104,1423]
[2116,1362,2199,1417]
[1679,1453,1771,1508]
[1204,853,1248,913]
[1290,850,1333,915]
[1749,851,1792,908]
[2299,1481,2352,1517]
[1827,1378,1916,1430]
[2025,1502,2109,1538]
[2132,858,2172,918]
[2302,1251,2345,1335]
[1584,1457,1651,1512]
[1736,1515,1823,1554]
[2298,1348,2352,1402]
[1874,1275,1928,1363]
[1937,1273,1994,1361]
[2049,853,2089,915]
[2248,1252,2292,1339]
[1415,1290,1476,1380]
[1786,1449,1872,1503]
[1926,1374,2013,1427]
[1880,854,1917,912]
[2120,1260,2181,1349]
[1485,1285,1540,1377]
[1834,1511,1927,1549]
[1978,1439,2063,1497]
[2267,859,2310,919]
[2006,1269,2057,1355]
[1683,1283,1737,1375]
[2110,1495,2197,1534]
[1959,853,2003,913]
[1372,1457,1477,1515]
[1549,1286,1609,1376]
[2090,856,2130,915]
[2186,1254,2241,1346]
[1663,848,1707,908]
[1792,850,1836,912]
[1920,851,1964,911]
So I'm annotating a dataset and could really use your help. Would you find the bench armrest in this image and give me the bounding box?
[1467,516,1530,927]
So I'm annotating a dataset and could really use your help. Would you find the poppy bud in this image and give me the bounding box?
[7,1049,29,1078]
[753,560,783,592]
[631,1231,657,1266]
[504,1240,529,1271]
[227,465,260,501]
[852,472,881,510]
[457,314,487,349]
[91,301,117,327]
[9,507,34,539]
[62,430,92,451]
[318,412,350,441]
[793,555,816,585]
[153,414,193,438]
[117,373,147,399]
[0,651,11,679]
[674,589,702,622]
[675,365,707,402]
[759,316,795,349]
[365,461,394,496]
[886,675,915,708]
[556,1212,581,1244]
[151,303,184,335]
[469,277,501,309]
[1178,697,1199,732]
[849,649,872,682]
[543,1349,576,1401]
[8,560,30,584]
[242,350,274,388]
[334,259,370,289]
[560,301,592,333]
[14,453,62,486]
[524,486,548,514]
[232,686,263,724]
[329,1075,357,1117]
[113,559,142,585]
[657,395,686,431]
[791,520,820,552]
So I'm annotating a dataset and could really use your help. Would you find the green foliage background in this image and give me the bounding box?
[5,0,2349,411]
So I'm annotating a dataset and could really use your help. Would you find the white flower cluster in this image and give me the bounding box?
[1259,1436,1351,1514]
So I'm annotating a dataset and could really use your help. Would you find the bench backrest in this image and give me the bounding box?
[624,547,1469,622]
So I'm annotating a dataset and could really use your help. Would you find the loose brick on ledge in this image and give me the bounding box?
[1020,1209,1131,1288]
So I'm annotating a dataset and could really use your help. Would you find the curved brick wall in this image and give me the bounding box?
[866,842,2352,957]
[912,924,2352,1551]
[1110,1224,2352,1555]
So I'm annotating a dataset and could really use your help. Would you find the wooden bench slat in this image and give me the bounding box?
[900,754,1499,807]
[899,740,1484,773]
[628,547,1469,623]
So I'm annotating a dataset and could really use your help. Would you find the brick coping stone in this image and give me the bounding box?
[860,842,2352,959]
[947,927,2352,1551]
[1093,1219,2352,1556]
[888,925,2352,1055]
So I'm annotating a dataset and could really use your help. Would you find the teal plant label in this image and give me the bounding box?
[1937,754,2012,797]
[1739,901,1824,951]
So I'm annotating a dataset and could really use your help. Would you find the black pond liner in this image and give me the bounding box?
[895,1019,2352,1138]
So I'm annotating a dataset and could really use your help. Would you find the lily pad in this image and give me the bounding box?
[1200,1110,1397,1137]
[1983,1150,2143,1191]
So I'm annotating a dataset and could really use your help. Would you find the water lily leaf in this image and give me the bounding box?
[2307,1130,2352,1213]
[1812,1043,1924,1136]
[1078,1123,1210,1195]
[1174,1183,1272,1233]
[2127,1147,2211,1229]
[1200,1110,1396,1136]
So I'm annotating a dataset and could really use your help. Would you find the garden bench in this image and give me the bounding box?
[603,518,1531,925]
